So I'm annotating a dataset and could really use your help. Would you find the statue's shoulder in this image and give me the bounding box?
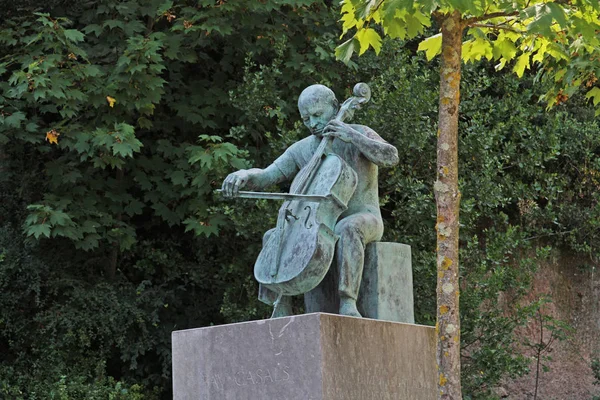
[281,135,319,164]
[349,123,378,138]
[348,123,371,131]
[288,135,318,152]
[296,135,319,145]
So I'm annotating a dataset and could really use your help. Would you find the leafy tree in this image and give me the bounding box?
[338,0,600,397]
[2,1,600,398]
[0,0,352,397]
[358,44,600,397]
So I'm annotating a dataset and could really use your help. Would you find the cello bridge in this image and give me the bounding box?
[284,208,299,222]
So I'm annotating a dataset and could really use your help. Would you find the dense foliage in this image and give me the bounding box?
[1,1,599,399]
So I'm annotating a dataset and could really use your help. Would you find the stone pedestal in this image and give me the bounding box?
[172,313,436,400]
[305,242,414,323]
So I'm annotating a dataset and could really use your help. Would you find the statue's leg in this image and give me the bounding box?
[257,228,293,317]
[334,212,383,317]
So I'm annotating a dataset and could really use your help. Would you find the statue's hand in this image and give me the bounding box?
[222,170,251,197]
[322,120,357,143]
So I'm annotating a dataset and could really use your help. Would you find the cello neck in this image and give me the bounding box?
[289,135,330,194]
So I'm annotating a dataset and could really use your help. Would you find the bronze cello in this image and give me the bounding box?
[224,83,371,296]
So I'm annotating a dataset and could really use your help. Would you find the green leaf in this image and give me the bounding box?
[183,216,222,237]
[553,68,566,82]
[156,0,174,16]
[125,199,144,216]
[189,150,213,169]
[138,117,153,129]
[404,13,425,38]
[76,234,101,251]
[532,40,549,63]
[383,16,406,39]
[462,38,493,63]
[82,24,103,37]
[63,29,85,42]
[417,33,442,61]
[585,87,600,106]
[381,0,414,21]
[152,203,181,226]
[355,28,382,55]
[513,53,531,78]
[355,0,378,20]
[445,0,472,13]
[27,223,51,239]
[82,65,102,77]
[103,20,125,30]
[572,16,597,39]
[545,43,569,61]
[3,111,26,128]
[335,38,357,63]
[49,211,72,226]
[112,142,136,158]
[340,1,358,35]
[492,37,518,62]
[546,3,568,28]
[171,170,189,186]
[524,4,554,36]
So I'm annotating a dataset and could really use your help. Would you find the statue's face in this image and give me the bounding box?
[298,93,337,136]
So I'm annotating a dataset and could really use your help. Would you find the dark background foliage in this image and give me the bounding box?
[1,1,599,399]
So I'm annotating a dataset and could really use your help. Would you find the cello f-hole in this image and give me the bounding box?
[303,206,313,228]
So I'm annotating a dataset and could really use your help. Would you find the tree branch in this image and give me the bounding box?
[432,10,445,25]
[470,23,526,34]
[465,11,519,25]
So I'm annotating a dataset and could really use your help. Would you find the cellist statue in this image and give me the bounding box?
[221,84,399,318]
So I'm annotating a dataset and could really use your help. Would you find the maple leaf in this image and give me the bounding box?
[45,130,60,145]
[106,96,116,108]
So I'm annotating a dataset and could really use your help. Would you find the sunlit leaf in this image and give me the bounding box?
[417,33,442,61]
[513,53,531,78]
[106,96,116,107]
[45,130,60,145]
[356,28,382,55]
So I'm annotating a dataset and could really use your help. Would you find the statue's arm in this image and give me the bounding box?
[324,121,399,167]
[221,164,288,197]
[351,127,399,167]
[248,164,289,189]
[221,148,300,197]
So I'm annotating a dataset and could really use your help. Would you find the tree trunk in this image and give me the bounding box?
[435,11,463,400]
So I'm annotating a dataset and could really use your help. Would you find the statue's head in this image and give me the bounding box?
[298,84,339,135]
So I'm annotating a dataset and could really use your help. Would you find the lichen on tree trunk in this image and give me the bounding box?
[435,10,464,400]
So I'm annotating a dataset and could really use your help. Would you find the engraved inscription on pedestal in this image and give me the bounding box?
[172,313,436,400]
[199,364,291,391]
[172,315,323,400]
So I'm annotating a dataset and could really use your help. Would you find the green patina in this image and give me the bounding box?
[221,84,399,318]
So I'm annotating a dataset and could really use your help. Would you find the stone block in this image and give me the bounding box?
[172,313,436,400]
[305,242,414,323]
[359,242,414,323]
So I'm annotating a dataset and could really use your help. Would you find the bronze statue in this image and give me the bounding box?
[221,83,398,318]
